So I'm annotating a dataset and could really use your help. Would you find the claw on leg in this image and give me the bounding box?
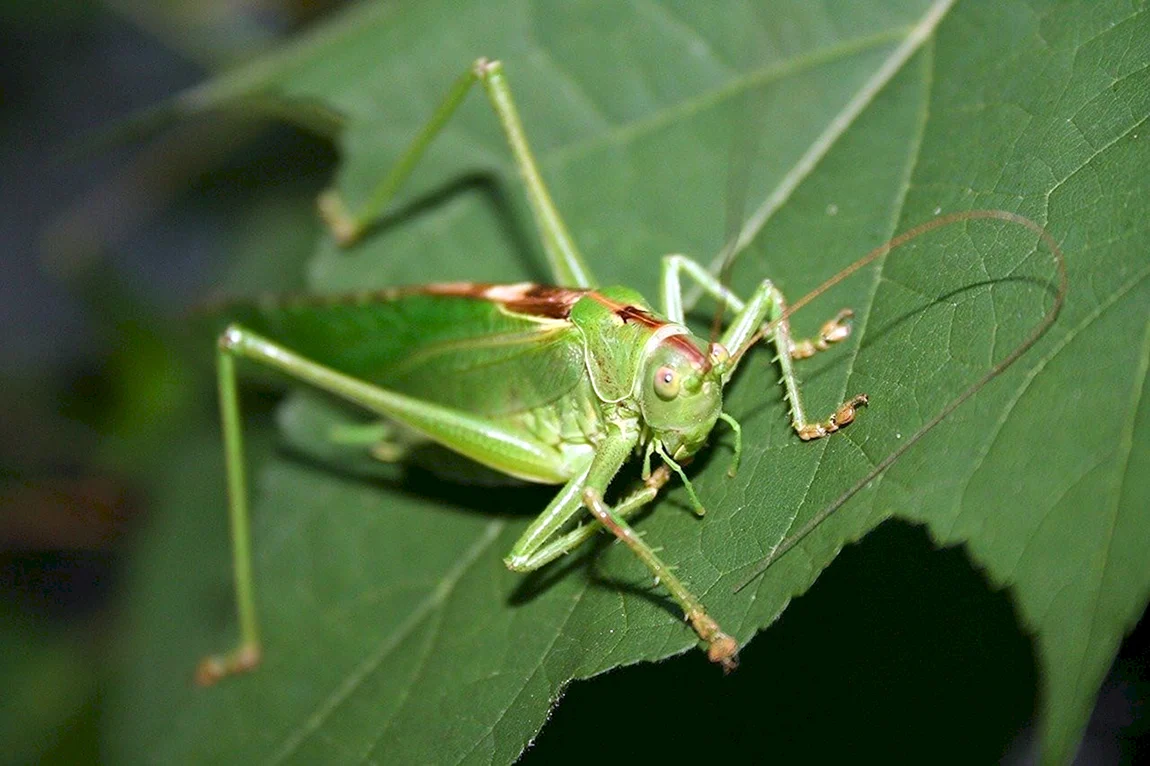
[691,612,739,673]
[317,190,362,247]
[581,488,738,672]
[797,393,869,441]
[195,643,262,687]
[791,308,854,360]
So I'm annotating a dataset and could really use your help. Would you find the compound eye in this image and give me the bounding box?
[654,366,680,400]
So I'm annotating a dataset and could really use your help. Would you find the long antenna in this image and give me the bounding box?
[733,209,1068,593]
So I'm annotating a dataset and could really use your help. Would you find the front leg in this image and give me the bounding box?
[659,254,866,441]
[506,428,736,670]
[581,479,739,672]
[574,431,734,669]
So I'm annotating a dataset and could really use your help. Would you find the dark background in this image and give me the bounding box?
[0,3,1145,763]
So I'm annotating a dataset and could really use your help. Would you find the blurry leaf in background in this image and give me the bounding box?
[0,2,340,765]
[0,614,102,765]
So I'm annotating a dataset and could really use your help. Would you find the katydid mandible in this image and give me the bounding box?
[197,58,1065,685]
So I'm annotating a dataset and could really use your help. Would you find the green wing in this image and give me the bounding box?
[218,289,587,416]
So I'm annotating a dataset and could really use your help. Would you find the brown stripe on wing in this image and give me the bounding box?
[587,291,658,326]
[197,282,588,319]
[421,282,590,320]
[614,303,661,327]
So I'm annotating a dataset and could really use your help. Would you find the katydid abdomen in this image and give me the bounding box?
[221,285,605,482]
[226,285,588,415]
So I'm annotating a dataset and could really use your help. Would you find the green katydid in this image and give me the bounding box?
[196,58,1066,685]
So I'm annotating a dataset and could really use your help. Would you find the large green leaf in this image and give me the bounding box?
[110,1,1149,762]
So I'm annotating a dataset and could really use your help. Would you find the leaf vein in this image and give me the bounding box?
[358,591,451,763]
[1046,114,1150,203]
[545,26,912,172]
[266,520,505,765]
[954,265,1150,565]
[456,581,588,765]
[1069,282,1150,704]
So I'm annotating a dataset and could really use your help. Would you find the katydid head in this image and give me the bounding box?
[638,333,724,460]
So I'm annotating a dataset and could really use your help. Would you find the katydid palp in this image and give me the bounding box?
[196,58,1067,685]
